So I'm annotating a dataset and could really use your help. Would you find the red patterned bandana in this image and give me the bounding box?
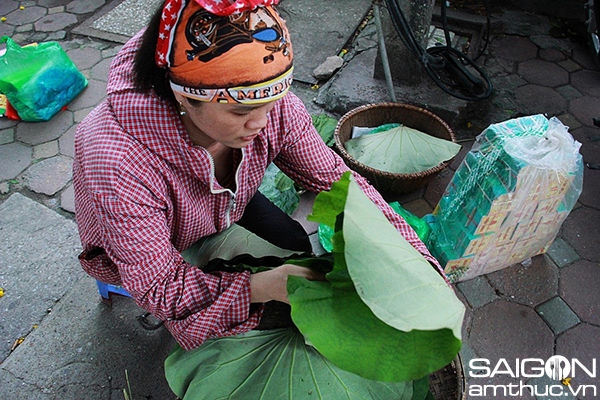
[156,0,293,104]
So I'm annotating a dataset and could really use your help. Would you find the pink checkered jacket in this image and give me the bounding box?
[73,31,439,350]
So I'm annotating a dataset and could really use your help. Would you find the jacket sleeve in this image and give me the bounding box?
[273,95,442,272]
[91,191,262,350]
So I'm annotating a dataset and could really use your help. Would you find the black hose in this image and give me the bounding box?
[384,0,493,101]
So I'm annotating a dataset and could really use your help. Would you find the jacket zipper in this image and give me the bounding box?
[203,147,245,229]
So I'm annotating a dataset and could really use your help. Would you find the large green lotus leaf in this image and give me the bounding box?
[258,163,300,215]
[287,276,461,382]
[344,126,461,174]
[181,224,302,268]
[312,114,338,147]
[344,179,465,338]
[306,171,351,230]
[164,328,430,400]
[290,172,463,381]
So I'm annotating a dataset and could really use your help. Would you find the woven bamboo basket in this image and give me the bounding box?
[429,355,467,400]
[334,103,457,194]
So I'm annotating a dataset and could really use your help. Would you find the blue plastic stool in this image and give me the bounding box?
[96,280,132,305]
[96,281,163,330]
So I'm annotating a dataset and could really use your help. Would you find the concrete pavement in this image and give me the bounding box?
[1,0,599,399]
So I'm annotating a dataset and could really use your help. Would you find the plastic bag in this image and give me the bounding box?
[0,37,88,122]
[318,201,432,252]
[427,115,583,283]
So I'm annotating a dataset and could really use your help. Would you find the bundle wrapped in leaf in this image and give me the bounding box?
[167,172,465,399]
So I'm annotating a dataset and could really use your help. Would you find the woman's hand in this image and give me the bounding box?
[250,264,325,304]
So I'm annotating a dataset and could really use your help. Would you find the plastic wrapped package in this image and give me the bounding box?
[427,115,583,282]
[0,37,88,122]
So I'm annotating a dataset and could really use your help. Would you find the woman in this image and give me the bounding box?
[73,0,439,351]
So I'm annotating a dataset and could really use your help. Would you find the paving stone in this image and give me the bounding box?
[282,0,374,84]
[0,23,16,41]
[0,117,18,130]
[555,85,582,102]
[34,12,78,32]
[555,113,581,131]
[557,58,582,73]
[561,207,600,263]
[66,0,106,15]
[577,169,600,210]
[491,36,538,62]
[514,84,567,117]
[89,0,163,39]
[33,140,59,160]
[66,46,103,71]
[90,57,113,81]
[517,59,569,88]
[559,260,600,325]
[450,140,473,171]
[496,10,552,37]
[539,47,566,62]
[48,6,65,14]
[60,183,75,213]
[0,128,15,145]
[424,168,452,208]
[38,0,71,7]
[535,296,580,335]
[529,34,576,53]
[0,193,82,362]
[15,23,34,33]
[16,111,74,145]
[555,323,600,392]
[67,78,108,111]
[458,340,478,367]
[457,276,499,309]
[46,30,66,40]
[0,2,19,15]
[22,155,73,196]
[490,74,528,92]
[486,255,558,307]
[546,238,579,268]
[570,69,600,98]
[0,280,176,399]
[0,142,32,181]
[484,56,517,76]
[8,32,33,45]
[5,6,47,25]
[58,124,76,158]
[101,45,122,59]
[468,300,554,364]
[401,198,432,218]
[570,125,600,160]
[73,106,96,123]
[571,46,599,71]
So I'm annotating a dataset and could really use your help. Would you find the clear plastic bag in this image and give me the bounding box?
[0,37,88,122]
[427,115,583,282]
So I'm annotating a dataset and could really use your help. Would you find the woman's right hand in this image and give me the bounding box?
[249,264,325,304]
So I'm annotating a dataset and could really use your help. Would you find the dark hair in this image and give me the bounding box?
[132,1,175,102]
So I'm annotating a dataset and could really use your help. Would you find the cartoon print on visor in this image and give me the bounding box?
[185,7,289,64]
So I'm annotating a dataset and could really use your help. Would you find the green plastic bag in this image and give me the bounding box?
[0,37,88,122]
[318,201,432,252]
